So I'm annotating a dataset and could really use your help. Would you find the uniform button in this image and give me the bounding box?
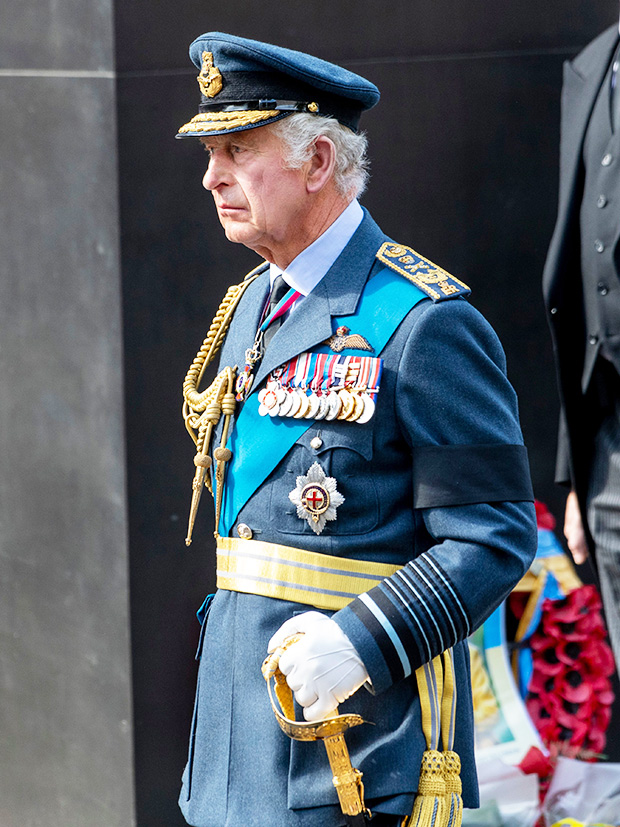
[310,436,323,450]
[602,153,613,166]
[237,523,253,539]
[597,194,608,208]
[598,282,609,295]
[550,307,558,315]
[595,239,605,253]
[589,334,599,345]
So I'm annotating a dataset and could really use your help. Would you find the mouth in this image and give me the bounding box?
[217,203,245,213]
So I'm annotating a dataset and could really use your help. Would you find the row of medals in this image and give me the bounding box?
[258,382,376,423]
[257,359,376,424]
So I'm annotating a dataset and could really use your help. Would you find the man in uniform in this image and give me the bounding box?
[543,19,620,672]
[177,32,537,827]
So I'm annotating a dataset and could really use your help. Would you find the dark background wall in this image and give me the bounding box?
[1,1,618,825]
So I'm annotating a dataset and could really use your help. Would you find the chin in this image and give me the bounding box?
[223,225,261,248]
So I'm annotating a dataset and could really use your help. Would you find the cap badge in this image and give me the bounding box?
[197,51,223,98]
[324,326,373,353]
[288,462,345,535]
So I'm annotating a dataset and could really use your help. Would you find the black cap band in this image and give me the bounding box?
[199,71,363,131]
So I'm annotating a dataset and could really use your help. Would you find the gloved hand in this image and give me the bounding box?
[268,611,369,722]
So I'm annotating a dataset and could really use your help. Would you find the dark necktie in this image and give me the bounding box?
[263,274,289,348]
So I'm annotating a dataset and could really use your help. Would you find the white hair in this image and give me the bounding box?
[272,113,370,199]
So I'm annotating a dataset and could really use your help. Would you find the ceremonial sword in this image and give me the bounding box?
[262,637,372,826]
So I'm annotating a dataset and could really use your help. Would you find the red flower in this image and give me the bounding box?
[540,586,606,641]
[556,640,582,666]
[589,674,615,706]
[531,645,565,675]
[581,640,616,677]
[554,670,594,706]
[591,705,612,733]
[535,500,556,530]
[518,745,554,779]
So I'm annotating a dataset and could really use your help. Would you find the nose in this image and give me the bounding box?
[202,151,229,192]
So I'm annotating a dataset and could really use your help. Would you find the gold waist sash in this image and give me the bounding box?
[215,536,401,611]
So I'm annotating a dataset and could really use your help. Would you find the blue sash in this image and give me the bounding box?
[219,267,428,535]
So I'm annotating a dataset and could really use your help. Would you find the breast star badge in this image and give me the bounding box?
[324,326,373,353]
[288,462,345,535]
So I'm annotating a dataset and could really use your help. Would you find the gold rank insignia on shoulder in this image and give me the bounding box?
[376,242,470,301]
[197,51,223,98]
[323,326,374,353]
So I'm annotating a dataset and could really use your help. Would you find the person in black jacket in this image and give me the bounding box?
[543,20,620,671]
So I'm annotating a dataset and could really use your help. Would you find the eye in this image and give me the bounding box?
[230,144,245,155]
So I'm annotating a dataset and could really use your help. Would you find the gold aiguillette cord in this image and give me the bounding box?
[181,268,262,545]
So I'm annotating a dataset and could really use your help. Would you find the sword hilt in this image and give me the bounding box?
[262,636,371,822]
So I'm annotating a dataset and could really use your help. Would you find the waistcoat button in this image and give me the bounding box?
[602,153,613,166]
[595,239,605,253]
[237,523,253,539]
[597,194,608,208]
[598,282,609,295]
[589,334,599,345]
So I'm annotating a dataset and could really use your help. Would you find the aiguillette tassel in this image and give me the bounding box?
[408,749,446,827]
[441,649,463,827]
[407,656,446,827]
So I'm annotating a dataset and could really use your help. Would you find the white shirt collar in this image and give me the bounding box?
[269,199,364,296]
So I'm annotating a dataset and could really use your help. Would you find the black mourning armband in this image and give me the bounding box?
[411,443,534,508]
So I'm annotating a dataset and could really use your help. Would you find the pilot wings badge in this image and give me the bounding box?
[323,326,373,353]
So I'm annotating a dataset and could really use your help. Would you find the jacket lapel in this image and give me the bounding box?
[543,26,618,305]
[250,209,388,392]
[216,266,270,372]
[558,27,618,224]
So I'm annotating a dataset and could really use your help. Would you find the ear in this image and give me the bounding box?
[306,135,336,194]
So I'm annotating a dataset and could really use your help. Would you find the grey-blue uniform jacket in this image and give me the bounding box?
[180,210,537,826]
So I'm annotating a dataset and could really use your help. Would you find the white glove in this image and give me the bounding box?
[268,611,369,722]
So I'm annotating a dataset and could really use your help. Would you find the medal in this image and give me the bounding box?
[294,391,311,419]
[357,393,375,424]
[257,351,383,424]
[288,462,345,535]
[325,390,341,420]
[278,390,295,417]
[337,388,355,420]
[304,393,321,419]
[286,391,302,417]
[315,394,330,420]
[257,382,279,416]
[348,392,365,422]
[236,284,302,403]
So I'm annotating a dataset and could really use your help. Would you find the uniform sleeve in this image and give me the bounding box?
[332,299,538,694]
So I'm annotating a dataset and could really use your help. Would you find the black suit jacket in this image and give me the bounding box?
[543,25,619,537]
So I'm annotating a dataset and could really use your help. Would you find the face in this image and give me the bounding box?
[201,126,311,261]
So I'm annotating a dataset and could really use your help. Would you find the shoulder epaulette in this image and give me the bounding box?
[376,242,470,302]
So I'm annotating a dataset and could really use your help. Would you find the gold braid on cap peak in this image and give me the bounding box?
[182,267,263,544]
[178,109,281,134]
